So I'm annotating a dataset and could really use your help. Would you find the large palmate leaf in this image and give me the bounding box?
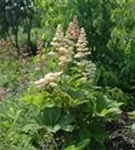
[39,106,74,133]
[64,139,90,150]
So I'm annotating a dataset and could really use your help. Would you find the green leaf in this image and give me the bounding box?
[23,93,45,110]
[99,107,122,118]
[76,139,90,150]
[90,122,108,145]
[79,128,90,140]
[131,123,135,133]
[53,124,61,132]
[40,106,74,132]
[64,145,76,150]
[59,114,74,125]
[41,106,61,126]
[128,111,135,119]
[61,124,74,132]
[64,139,90,150]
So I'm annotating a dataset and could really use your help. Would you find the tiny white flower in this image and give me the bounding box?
[34,78,46,87]
[74,52,86,58]
[49,82,58,87]
[48,51,56,56]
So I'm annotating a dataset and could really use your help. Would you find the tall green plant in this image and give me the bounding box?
[23,18,123,149]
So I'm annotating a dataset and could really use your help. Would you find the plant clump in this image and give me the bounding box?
[34,16,96,88]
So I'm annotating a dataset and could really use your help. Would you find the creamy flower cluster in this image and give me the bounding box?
[74,28,91,59]
[74,28,96,82]
[82,61,96,82]
[51,24,64,55]
[34,71,63,88]
[51,24,74,68]
[66,16,80,43]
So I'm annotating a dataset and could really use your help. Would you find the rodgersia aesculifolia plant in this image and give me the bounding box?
[34,16,96,88]
[23,16,122,149]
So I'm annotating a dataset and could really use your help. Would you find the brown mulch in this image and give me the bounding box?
[105,113,135,150]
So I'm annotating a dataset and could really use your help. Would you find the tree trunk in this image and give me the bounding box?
[14,26,20,55]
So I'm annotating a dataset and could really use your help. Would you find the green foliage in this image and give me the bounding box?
[0,96,37,150]
[22,20,123,149]
[32,0,77,47]
[1,0,135,149]
[64,139,90,150]
[23,73,123,149]
[39,106,74,133]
